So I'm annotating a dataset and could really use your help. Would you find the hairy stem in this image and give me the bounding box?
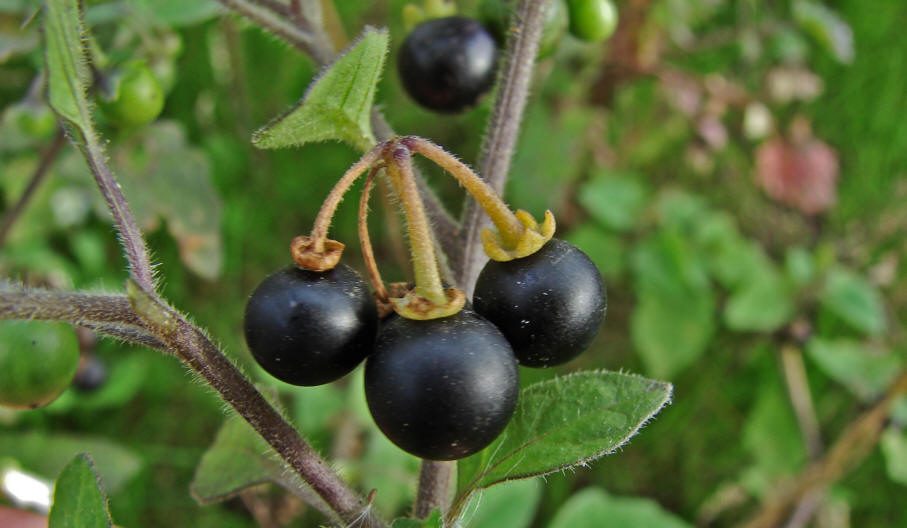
[0,288,166,350]
[359,165,389,302]
[80,132,156,293]
[0,129,66,247]
[458,0,549,290]
[215,0,334,64]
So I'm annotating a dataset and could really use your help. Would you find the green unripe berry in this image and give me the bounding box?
[98,60,165,128]
[566,0,618,43]
[0,321,80,410]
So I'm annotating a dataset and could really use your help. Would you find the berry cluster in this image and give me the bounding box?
[243,137,606,460]
[398,0,619,113]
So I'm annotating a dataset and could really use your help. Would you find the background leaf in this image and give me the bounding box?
[252,28,388,151]
[820,267,886,336]
[48,454,112,528]
[881,427,907,486]
[0,432,141,494]
[190,418,270,501]
[549,488,692,528]
[631,231,715,378]
[806,338,901,401]
[459,478,541,528]
[579,173,649,232]
[793,0,854,63]
[457,371,671,495]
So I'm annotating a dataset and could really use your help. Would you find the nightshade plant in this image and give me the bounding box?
[0,0,671,526]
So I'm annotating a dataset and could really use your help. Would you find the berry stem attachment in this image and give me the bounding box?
[402,136,555,261]
[385,145,465,320]
[292,144,385,271]
[358,164,389,305]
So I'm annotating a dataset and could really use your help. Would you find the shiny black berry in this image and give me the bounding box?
[397,16,498,113]
[473,239,606,367]
[365,309,518,460]
[244,265,377,386]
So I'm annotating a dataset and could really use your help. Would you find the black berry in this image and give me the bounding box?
[365,309,518,460]
[397,16,498,113]
[473,239,606,367]
[73,355,108,392]
[244,265,377,386]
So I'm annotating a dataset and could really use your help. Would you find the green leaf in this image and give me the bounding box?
[48,454,112,528]
[793,0,854,64]
[457,371,671,496]
[114,121,223,279]
[741,376,805,494]
[461,478,541,528]
[253,28,388,151]
[881,427,907,486]
[359,431,420,517]
[0,432,141,494]
[578,173,648,232]
[43,0,93,134]
[192,415,283,503]
[630,231,715,378]
[806,338,901,401]
[724,269,795,332]
[549,488,692,528]
[820,267,886,336]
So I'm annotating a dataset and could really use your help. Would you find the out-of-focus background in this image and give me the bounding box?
[1,0,906,526]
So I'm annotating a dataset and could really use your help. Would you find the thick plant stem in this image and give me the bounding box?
[385,147,447,305]
[414,461,453,519]
[0,129,66,247]
[128,288,380,526]
[458,0,549,290]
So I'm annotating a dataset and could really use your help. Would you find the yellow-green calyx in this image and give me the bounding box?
[390,287,467,320]
[482,209,556,262]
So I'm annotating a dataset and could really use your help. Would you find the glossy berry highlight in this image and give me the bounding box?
[397,16,498,113]
[244,265,377,386]
[473,238,606,367]
[365,309,519,460]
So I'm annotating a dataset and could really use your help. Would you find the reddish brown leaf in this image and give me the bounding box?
[755,133,839,215]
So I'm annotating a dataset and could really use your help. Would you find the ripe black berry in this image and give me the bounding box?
[244,265,377,386]
[473,238,606,367]
[397,16,498,113]
[365,309,518,460]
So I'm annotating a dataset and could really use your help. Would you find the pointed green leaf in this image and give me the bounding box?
[457,371,671,496]
[252,28,388,151]
[820,267,886,336]
[190,415,279,503]
[793,0,854,64]
[48,454,112,528]
[549,488,692,528]
[43,0,93,134]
